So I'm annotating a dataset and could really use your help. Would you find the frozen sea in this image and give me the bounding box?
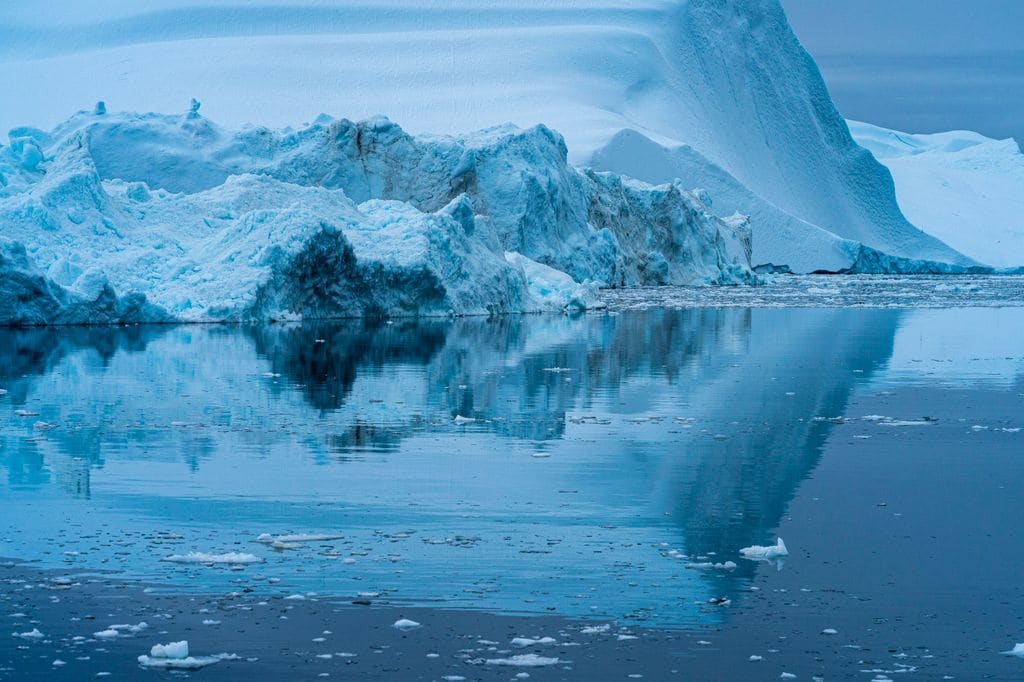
[2,275,1024,680]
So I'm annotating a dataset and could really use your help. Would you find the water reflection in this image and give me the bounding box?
[0,307,979,626]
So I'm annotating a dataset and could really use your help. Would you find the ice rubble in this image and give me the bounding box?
[0,109,752,326]
[0,0,976,273]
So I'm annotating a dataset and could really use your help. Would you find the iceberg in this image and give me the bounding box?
[0,0,977,275]
[849,121,1024,270]
[0,109,752,326]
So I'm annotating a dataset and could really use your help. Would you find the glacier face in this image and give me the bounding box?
[0,110,752,325]
[0,0,974,273]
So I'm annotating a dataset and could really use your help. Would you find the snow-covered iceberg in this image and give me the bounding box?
[848,121,1024,270]
[0,0,977,274]
[0,109,752,325]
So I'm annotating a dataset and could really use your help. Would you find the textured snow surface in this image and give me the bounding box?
[0,110,752,325]
[849,121,1024,269]
[0,0,972,275]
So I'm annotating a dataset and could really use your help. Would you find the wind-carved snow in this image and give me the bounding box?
[0,109,752,326]
[0,0,975,273]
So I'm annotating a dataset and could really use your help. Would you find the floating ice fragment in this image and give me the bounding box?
[1003,643,1024,657]
[202,620,221,626]
[485,654,561,667]
[453,415,479,425]
[580,624,611,634]
[150,641,189,659]
[685,561,737,571]
[511,637,556,647]
[164,552,263,564]
[14,409,40,417]
[740,538,788,561]
[13,628,44,640]
[822,628,838,635]
[392,619,421,631]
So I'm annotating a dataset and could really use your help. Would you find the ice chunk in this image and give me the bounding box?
[1003,643,1024,657]
[150,641,189,659]
[392,619,421,631]
[511,637,557,647]
[485,654,561,667]
[163,552,264,564]
[12,628,44,640]
[740,538,789,561]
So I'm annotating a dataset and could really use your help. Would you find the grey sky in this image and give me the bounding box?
[781,0,1024,145]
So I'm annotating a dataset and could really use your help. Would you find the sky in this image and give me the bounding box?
[782,0,1024,145]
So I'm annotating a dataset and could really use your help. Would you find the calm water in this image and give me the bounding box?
[2,300,1023,646]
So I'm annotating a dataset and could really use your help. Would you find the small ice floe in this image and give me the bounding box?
[262,372,281,379]
[863,415,937,427]
[781,673,797,679]
[453,415,480,425]
[740,538,788,561]
[0,389,7,396]
[541,367,573,373]
[52,659,66,667]
[163,552,264,565]
[822,628,838,635]
[617,634,639,641]
[749,655,763,661]
[12,628,44,640]
[256,533,344,549]
[14,409,40,417]
[685,561,737,571]
[1002,643,1024,657]
[137,641,238,670]
[392,619,421,631]
[202,620,221,626]
[511,637,556,647]
[485,654,561,667]
[94,622,148,639]
[580,624,611,635]
[707,597,731,606]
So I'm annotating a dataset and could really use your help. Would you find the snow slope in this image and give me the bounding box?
[849,121,1024,270]
[0,109,751,325]
[0,0,974,272]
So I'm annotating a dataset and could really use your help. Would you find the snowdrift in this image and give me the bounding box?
[849,121,1024,270]
[0,109,752,325]
[0,0,975,273]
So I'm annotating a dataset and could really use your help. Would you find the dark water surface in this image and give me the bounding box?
[2,303,1023,679]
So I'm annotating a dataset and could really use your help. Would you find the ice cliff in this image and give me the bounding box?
[0,0,978,273]
[0,109,752,325]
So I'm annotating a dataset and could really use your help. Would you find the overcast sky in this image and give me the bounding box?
[782,0,1024,145]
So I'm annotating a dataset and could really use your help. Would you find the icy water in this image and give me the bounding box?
[2,277,1024,678]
